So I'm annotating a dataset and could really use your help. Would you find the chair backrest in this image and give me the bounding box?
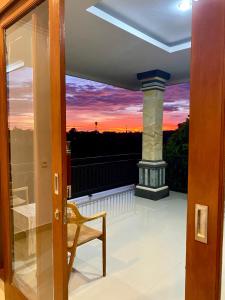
[67,202,83,224]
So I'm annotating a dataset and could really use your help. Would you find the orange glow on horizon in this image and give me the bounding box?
[66,120,180,133]
[162,124,178,131]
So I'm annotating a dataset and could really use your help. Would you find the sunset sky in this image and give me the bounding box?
[8,68,190,131]
[66,76,190,132]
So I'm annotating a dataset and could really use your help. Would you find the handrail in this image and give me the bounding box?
[71,153,141,161]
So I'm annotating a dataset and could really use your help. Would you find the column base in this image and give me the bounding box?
[135,160,169,201]
[135,185,169,200]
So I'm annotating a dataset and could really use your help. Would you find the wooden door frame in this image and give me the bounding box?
[0,0,67,299]
[0,0,16,14]
[185,0,225,300]
[49,0,68,298]
[1,0,225,300]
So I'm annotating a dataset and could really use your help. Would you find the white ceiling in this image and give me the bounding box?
[65,0,191,90]
[95,0,192,47]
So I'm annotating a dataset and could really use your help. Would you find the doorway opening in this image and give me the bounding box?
[65,1,191,299]
[1,1,225,300]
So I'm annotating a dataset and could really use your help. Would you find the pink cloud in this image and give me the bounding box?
[66,76,190,131]
[7,69,190,131]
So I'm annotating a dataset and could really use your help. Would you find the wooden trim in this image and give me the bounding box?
[0,0,16,14]
[0,269,5,280]
[0,0,43,28]
[0,27,12,284]
[0,196,4,274]
[5,283,27,300]
[49,0,67,299]
[185,0,225,299]
[12,276,37,300]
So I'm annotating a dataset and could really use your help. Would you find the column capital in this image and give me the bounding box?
[137,69,171,91]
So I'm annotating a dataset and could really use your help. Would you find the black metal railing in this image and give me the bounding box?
[9,154,188,201]
[70,153,141,198]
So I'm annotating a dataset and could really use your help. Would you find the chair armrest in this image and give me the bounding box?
[83,211,106,223]
[67,202,106,225]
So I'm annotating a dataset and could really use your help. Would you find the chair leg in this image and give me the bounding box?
[102,237,106,277]
[68,247,77,280]
[68,226,80,281]
[102,218,106,277]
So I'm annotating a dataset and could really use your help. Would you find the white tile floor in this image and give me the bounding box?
[1,187,225,299]
[0,187,225,300]
[2,187,225,300]
[69,189,187,300]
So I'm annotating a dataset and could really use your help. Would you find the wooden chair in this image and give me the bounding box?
[67,203,106,280]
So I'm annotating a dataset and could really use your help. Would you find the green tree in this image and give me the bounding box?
[164,117,189,192]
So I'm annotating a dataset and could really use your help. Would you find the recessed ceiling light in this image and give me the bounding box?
[178,0,192,11]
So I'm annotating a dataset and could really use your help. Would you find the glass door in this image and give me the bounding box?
[6,2,53,299]
[0,0,67,299]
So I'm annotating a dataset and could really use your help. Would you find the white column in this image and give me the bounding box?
[135,70,170,200]
[142,89,164,161]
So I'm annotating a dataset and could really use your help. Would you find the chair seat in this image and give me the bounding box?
[67,223,102,248]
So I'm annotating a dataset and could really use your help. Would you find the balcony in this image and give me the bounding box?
[68,153,188,199]
[5,149,188,300]
[70,154,141,198]
[68,185,187,300]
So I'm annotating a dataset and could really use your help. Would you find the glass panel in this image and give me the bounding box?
[6,2,53,299]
